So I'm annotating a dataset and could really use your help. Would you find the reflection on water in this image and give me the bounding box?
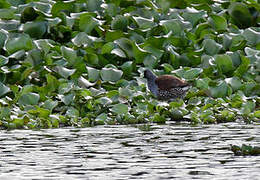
[0,122,259,179]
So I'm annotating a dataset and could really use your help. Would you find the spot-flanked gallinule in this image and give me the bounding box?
[144,69,190,100]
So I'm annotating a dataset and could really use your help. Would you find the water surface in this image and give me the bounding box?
[0,122,259,179]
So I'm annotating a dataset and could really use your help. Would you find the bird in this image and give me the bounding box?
[144,69,190,101]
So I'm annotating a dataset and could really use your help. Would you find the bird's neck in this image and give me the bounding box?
[147,75,158,96]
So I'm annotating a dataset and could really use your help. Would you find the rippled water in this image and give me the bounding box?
[0,122,259,179]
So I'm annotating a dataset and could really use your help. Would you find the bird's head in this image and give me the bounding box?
[144,69,155,79]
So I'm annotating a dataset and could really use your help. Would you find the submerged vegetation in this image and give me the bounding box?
[231,144,260,156]
[0,0,259,129]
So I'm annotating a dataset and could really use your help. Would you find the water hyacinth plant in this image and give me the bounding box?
[0,0,259,129]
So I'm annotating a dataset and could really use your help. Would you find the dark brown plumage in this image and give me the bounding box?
[144,69,190,100]
[155,75,189,90]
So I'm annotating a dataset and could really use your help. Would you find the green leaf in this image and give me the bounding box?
[87,0,103,12]
[72,32,101,47]
[240,101,255,115]
[79,14,101,34]
[95,113,107,122]
[0,82,10,97]
[9,49,25,60]
[170,109,183,120]
[23,21,47,39]
[71,32,88,47]
[86,53,99,66]
[0,55,8,67]
[111,15,128,31]
[105,30,124,42]
[195,22,211,37]
[114,38,134,58]
[196,77,211,89]
[34,40,52,55]
[28,107,50,119]
[203,39,222,55]
[66,107,79,117]
[133,16,155,30]
[61,46,77,65]
[111,48,126,58]
[26,49,43,67]
[225,77,242,91]
[221,34,232,50]
[101,68,123,82]
[133,43,149,64]
[254,110,260,118]
[110,103,128,115]
[0,30,8,48]
[0,1,11,8]
[160,19,182,35]
[229,2,254,28]
[0,107,11,118]
[226,51,241,67]
[60,93,75,105]
[242,82,257,97]
[183,68,203,80]
[12,118,25,129]
[143,55,157,68]
[78,76,96,88]
[18,92,40,105]
[51,1,74,17]
[86,66,100,82]
[167,45,180,68]
[106,90,119,99]
[42,99,58,112]
[215,54,234,74]
[95,97,112,106]
[161,63,174,73]
[6,34,33,54]
[210,81,229,98]
[234,55,250,77]
[172,68,186,78]
[209,14,227,31]
[182,11,206,26]
[19,85,34,96]
[244,47,260,57]
[242,28,260,46]
[105,3,118,17]
[101,42,115,54]
[188,97,201,106]
[152,113,166,123]
[20,6,39,23]
[55,66,76,79]
[46,73,59,93]
[0,8,15,19]
[121,61,133,75]
[143,45,163,59]
[58,82,73,94]
[119,87,132,98]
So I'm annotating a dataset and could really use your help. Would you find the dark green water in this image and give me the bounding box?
[0,122,259,179]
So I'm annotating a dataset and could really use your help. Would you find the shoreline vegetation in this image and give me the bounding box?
[0,0,259,129]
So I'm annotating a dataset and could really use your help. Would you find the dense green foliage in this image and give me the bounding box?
[0,0,259,129]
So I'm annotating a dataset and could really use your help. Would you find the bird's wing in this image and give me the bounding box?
[155,75,188,90]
